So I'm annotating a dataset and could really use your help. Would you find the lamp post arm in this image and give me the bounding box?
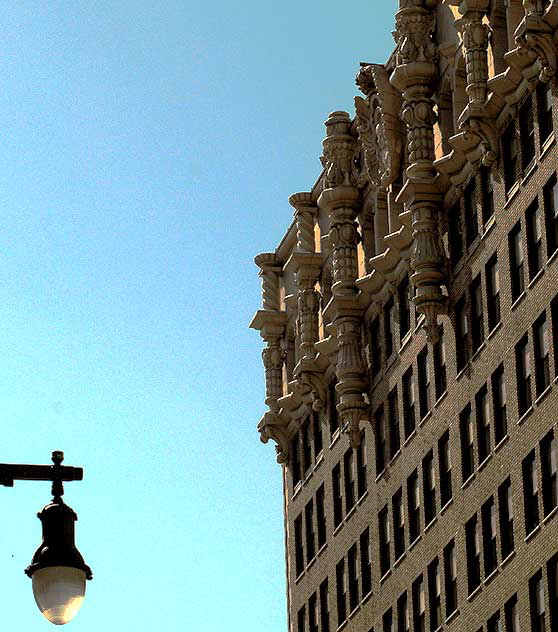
[0,452,83,494]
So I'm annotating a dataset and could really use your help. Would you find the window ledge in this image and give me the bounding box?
[483,568,498,586]
[385,352,398,373]
[517,406,534,425]
[409,534,422,551]
[477,454,492,472]
[511,291,526,311]
[314,452,325,470]
[487,321,502,340]
[528,267,545,289]
[461,473,476,490]
[482,215,496,238]
[424,516,438,533]
[375,469,387,483]
[440,498,453,515]
[500,550,515,569]
[336,620,348,632]
[434,390,448,408]
[419,410,432,427]
[542,505,558,525]
[495,434,509,452]
[333,521,344,537]
[403,429,417,446]
[414,313,426,333]
[295,570,305,584]
[306,556,317,572]
[547,247,558,267]
[504,182,521,206]
[329,429,341,449]
[467,584,482,602]
[317,542,328,557]
[399,331,413,353]
[541,132,555,157]
[471,341,486,361]
[445,609,460,625]
[534,385,552,407]
[394,552,407,569]
[456,364,469,381]
[292,482,302,500]
[348,604,360,620]
[345,505,357,523]
[357,490,369,506]
[389,449,402,465]
[380,569,392,585]
[525,524,541,543]
[362,590,373,606]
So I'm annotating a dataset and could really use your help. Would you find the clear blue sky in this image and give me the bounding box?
[0,2,397,630]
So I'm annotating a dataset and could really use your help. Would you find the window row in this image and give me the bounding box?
[332,432,367,529]
[294,484,327,577]
[297,578,330,632]
[336,527,372,626]
[291,411,324,487]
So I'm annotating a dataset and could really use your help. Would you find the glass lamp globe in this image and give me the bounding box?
[32,566,86,625]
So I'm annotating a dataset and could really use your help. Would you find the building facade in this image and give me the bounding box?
[250,1,558,631]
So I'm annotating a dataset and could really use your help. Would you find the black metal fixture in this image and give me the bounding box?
[0,451,92,625]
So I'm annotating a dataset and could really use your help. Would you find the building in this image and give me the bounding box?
[250,1,558,631]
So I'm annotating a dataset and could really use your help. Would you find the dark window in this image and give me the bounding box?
[553,296,558,376]
[408,470,421,542]
[544,175,558,258]
[305,499,316,563]
[357,430,367,499]
[438,431,452,506]
[298,605,306,632]
[460,404,475,482]
[448,202,464,267]
[476,384,491,463]
[320,579,330,632]
[402,367,416,439]
[516,334,532,416]
[385,297,395,359]
[309,593,318,632]
[482,496,498,576]
[418,346,431,419]
[336,559,347,626]
[498,478,514,559]
[393,488,405,560]
[360,527,372,597]
[509,222,525,301]
[503,120,519,193]
[295,513,304,576]
[388,387,401,459]
[370,317,382,378]
[375,405,386,476]
[302,417,312,475]
[316,484,326,549]
[486,255,501,331]
[519,95,536,170]
[433,328,447,400]
[541,430,558,517]
[291,435,301,486]
[464,178,479,247]
[412,575,425,632]
[530,570,546,632]
[547,555,558,632]
[444,540,458,616]
[383,608,393,632]
[312,411,323,457]
[505,594,519,632]
[348,543,359,612]
[422,450,436,525]
[471,275,485,352]
[537,80,553,145]
[487,611,502,632]
[527,201,544,280]
[480,165,495,225]
[332,463,343,528]
[466,513,481,594]
[329,381,340,436]
[455,295,469,371]
[534,312,551,396]
[428,557,441,632]
[344,448,355,514]
[379,505,391,576]
[398,275,411,340]
[523,449,540,534]
[492,364,507,444]
[397,592,410,632]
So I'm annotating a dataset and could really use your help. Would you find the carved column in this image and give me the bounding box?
[319,111,368,448]
[391,0,447,344]
[456,1,491,104]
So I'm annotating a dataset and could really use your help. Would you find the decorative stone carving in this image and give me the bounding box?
[258,412,290,464]
[354,64,404,189]
[289,191,317,254]
[321,111,360,189]
[254,252,281,312]
[515,1,557,83]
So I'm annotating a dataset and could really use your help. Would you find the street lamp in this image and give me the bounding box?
[0,451,92,625]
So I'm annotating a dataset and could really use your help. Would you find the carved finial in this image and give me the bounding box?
[255,253,281,311]
[322,111,359,189]
[289,192,317,253]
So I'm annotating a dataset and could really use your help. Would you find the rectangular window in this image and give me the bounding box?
[379,505,391,576]
[370,317,382,378]
[492,364,507,444]
[385,297,395,359]
[487,611,502,632]
[547,554,558,632]
[418,346,431,419]
[336,559,347,626]
[541,430,558,517]
[329,381,339,436]
[530,570,546,632]
[466,514,481,594]
[348,543,359,613]
[302,417,313,476]
[433,328,447,400]
[291,435,301,487]
[388,387,401,459]
[503,120,519,193]
[498,478,514,559]
[312,411,323,457]
[408,470,421,542]
[332,463,343,528]
[428,557,441,632]
[316,484,326,550]
[455,295,469,371]
[402,367,416,439]
[509,222,525,301]
[534,312,551,396]
[460,404,475,482]
[412,575,425,632]
[544,175,558,258]
[482,496,498,576]
[486,255,501,332]
[375,405,386,476]
[344,448,355,515]
[438,431,452,506]
[393,487,405,561]
[360,527,372,598]
[476,384,491,463]
[519,95,536,170]
[523,449,540,534]
[537,80,553,145]
[398,275,411,340]
[305,499,316,564]
[444,540,458,616]
[298,605,306,632]
[553,296,558,377]
[505,594,519,632]
[309,593,318,632]
[295,513,304,576]
[397,592,410,632]
[422,450,436,525]
[465,178,479,247]
[516,334,532,416]
[383,608,393,632]
[320,579,330,632]
[480,165,495,225]
[527,201,544,280]
[471,275,485,352]
[448,202,464,267]
[357,430,367,499]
